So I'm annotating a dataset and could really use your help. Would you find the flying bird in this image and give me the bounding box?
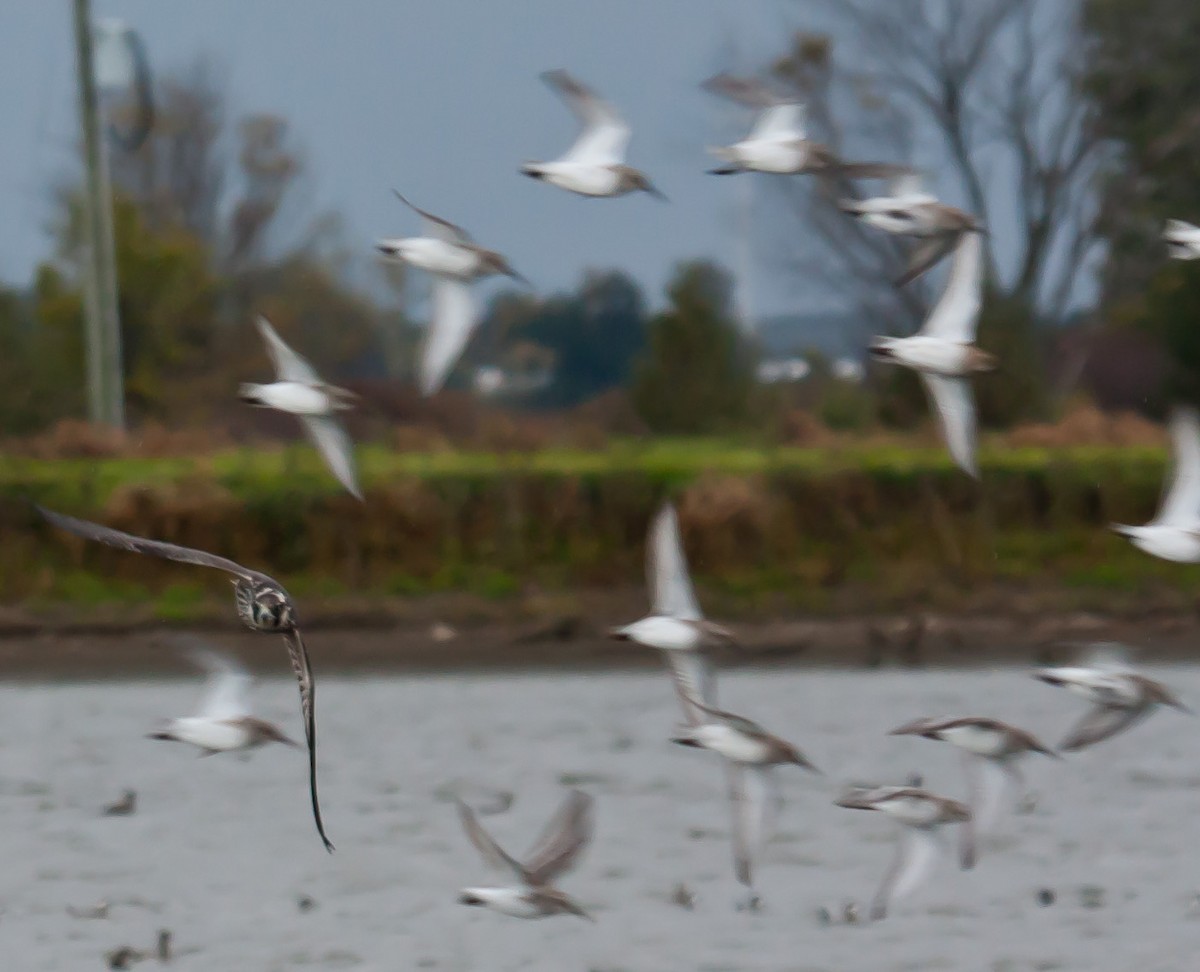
[838,173,984,284]
[888,716,1056,868]
[376,192,527,396]
[1112,407,1200,562]
[869,229,993,477]
[1034,647,1190,752]
[1164,219,1200,260]
[148,642,300,755]
[835,786,971,920]
[239,316,362,500]
[672,687,819,910]
[609,503,738,726]
[456,789,594,920]
[37,506,333,852]
[521,69,665,199]
[702,73,908,179]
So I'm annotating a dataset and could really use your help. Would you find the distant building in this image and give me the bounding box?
[832,357,865,382]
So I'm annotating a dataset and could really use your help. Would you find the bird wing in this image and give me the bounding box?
[747,102,805,142]
[542,69,630,165]
[283,628,333,852]
[871,825,940,920]
[420,277,478,396]
[392,190,472,245]
[918,230,983,342]
[254,316,321,384]
[1153,407,1200,527]
[888,172,927,199]
[1058,704,1151,752]
[188,647,253,720]
[38,506,258,582]
[895,235,957,286]
[663,649,717,727]
[300,415,362,501]
[728,764,779,888]
[647,503,702,621]
[522,789,595,886]
[457,797,526,882]
[919,374,979,478]
[959,754,1008,869]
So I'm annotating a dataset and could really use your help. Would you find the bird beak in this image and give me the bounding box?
[1109,524,1137,538]
[506,268,533,288]
[671,736,701,748]
[607,626,632,641]
[644,183,669,202]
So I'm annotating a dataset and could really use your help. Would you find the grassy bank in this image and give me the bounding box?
[1,438,1196,622]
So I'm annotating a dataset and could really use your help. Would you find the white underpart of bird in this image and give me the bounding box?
[239,316,362,500]
[1164,219,1200,259]
[869,230,991,477]
[1112,407,1200,562]
[710,99,810,174]
[839,173,940,233]
[521,70,662,199]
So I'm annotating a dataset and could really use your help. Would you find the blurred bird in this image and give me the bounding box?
[376,192,528,396]
[102,789,136,817]
[456,788,594,919]
[1164,219,1200,260]
[672,687,819,910]
[1112,407,1200,562]
[609,503,738,726]
[838,173,984,284]
[148,642,299,755]
[870,229,993,477]
[239,316,362,500]
[521,69,665,199]
[702,73,908,179]
[888,716,1057,867]
[835,786,971,920]
[38,506,333,852]
[1034,646,1191,751]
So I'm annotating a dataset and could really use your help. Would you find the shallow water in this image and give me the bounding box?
[3,664,1200,971]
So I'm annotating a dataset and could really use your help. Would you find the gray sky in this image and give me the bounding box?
[0,0,828,316]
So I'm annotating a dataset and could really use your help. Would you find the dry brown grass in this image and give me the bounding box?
[1005,401,1163,449]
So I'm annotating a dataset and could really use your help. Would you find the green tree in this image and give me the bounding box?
[631,261,755,434]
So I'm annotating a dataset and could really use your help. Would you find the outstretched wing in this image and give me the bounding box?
[728,764,779,888]
[254,316,321,384]
[663,649,717,727]
[871,825,940,920]
[542,69,630,166]
[522,789,595,886]
[701,73,781,108]
[300,415,362,501]
[457,798,526,881]
[283,628,333,852]
[1058,704,1151,752]
[959,754,1009,869]
[895,235,957,286]
[1153,407,1200,527]
[647,503,701,621]
[920,374,979,479]
[420,277,478,396]
[392,190,472,245]
[748,103,805,142]
[188,647,253,720]
[38,506,258,582]
[918,231,983,343]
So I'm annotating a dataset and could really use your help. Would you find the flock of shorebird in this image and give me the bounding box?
[31,67,1200,926]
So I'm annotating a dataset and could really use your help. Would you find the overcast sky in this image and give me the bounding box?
[0,0,858,317]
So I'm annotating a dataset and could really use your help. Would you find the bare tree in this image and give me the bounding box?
[761,0,1106,330]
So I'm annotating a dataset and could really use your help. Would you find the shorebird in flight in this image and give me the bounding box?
[149,641,300,755]
[835,786,971,920]
[609,503,738,726]
[37,506,333,852]
[456,788,594,920]
[521,69,665,199]
[1034,646,1191,752]
[889,716,1056,868]
[838,173,984,285]
[702,73,909,180]
[239,316,362,500]
[672,684,819,910]
[376,192,528,396]
[869,229,993,477]
[1112,407,1200,562]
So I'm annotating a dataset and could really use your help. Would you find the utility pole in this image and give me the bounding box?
[72,0,125,429]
